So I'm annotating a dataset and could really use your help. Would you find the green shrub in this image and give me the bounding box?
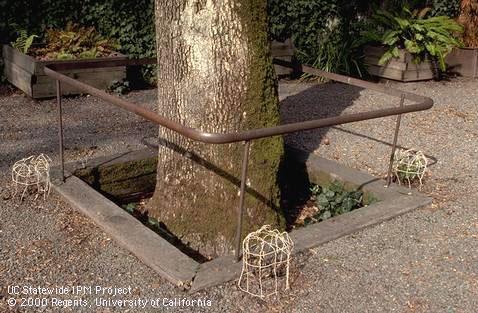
[305,24,367,78]
[374,0,460,17]
[268,0,373,77]
[362,6,463,71]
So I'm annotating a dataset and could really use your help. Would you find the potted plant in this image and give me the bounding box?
[2,22,127,98]
[446,0,478,77]
[362,7,463,81]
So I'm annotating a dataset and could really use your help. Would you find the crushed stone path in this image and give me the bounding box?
[1,78,477,312]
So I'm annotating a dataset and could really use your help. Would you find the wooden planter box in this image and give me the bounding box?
[271,39,295,76]
[445,47,478,78]
[2,44,127,98]
[364,46,434,82]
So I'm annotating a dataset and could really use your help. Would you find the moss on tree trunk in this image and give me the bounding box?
[151,0,284,257]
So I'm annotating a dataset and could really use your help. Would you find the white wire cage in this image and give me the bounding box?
[392,149,428,188]
[238,225,294,298]
[11,154,52,201]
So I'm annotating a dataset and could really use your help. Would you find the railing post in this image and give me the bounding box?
[235,140,251,262]
[386,94,405,187]
[56,80,65,182]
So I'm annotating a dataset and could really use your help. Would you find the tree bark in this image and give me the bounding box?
[459,0,478,47]
[151,0,285,258]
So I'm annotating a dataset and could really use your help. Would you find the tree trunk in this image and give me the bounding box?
[150,0,285,258]
[459,0,478,47]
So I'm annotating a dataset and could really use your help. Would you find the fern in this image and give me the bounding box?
[34,22,119,60]
[11,30,38,54]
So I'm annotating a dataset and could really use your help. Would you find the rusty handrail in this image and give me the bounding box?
[44,58,433,262]
[44,60,432,144]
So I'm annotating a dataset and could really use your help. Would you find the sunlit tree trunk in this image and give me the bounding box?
[150,0,285,258]
[459,0,478,47]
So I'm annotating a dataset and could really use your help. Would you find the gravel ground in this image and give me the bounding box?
[0,77,477,313]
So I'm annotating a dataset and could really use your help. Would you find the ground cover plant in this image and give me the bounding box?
[117,180,366,255]
[293,181,364,227]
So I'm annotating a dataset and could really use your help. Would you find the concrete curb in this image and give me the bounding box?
[52,174,199,288]
[51,147,431,292]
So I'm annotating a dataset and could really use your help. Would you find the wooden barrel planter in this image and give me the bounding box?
[2,44,127,98]
[445,47,478,78]
[364,46,434,82]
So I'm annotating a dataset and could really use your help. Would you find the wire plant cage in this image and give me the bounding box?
[392,149,428,188]
[238,225,294,298]
[11,154,51,200]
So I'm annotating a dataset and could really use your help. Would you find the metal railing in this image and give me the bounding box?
[44,58,433,261]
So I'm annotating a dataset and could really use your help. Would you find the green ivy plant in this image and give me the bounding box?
[11,30,38,54]
[307,181,363,224]
[80,0,156,84]
[109,79,131,95]
[268,0,338,61]
[362,6,464,72]
[430,0,460,18]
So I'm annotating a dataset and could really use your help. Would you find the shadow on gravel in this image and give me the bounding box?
[0,102,157,171]
[279,81,438,167]
[277,81,437,225]
[279,81,362,153]
[278,82,363,227]
[329,126,438,167]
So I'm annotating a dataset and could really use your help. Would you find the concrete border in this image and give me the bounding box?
[287,147,432,252]
[50,148,431,292]
[52,173,199,288]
